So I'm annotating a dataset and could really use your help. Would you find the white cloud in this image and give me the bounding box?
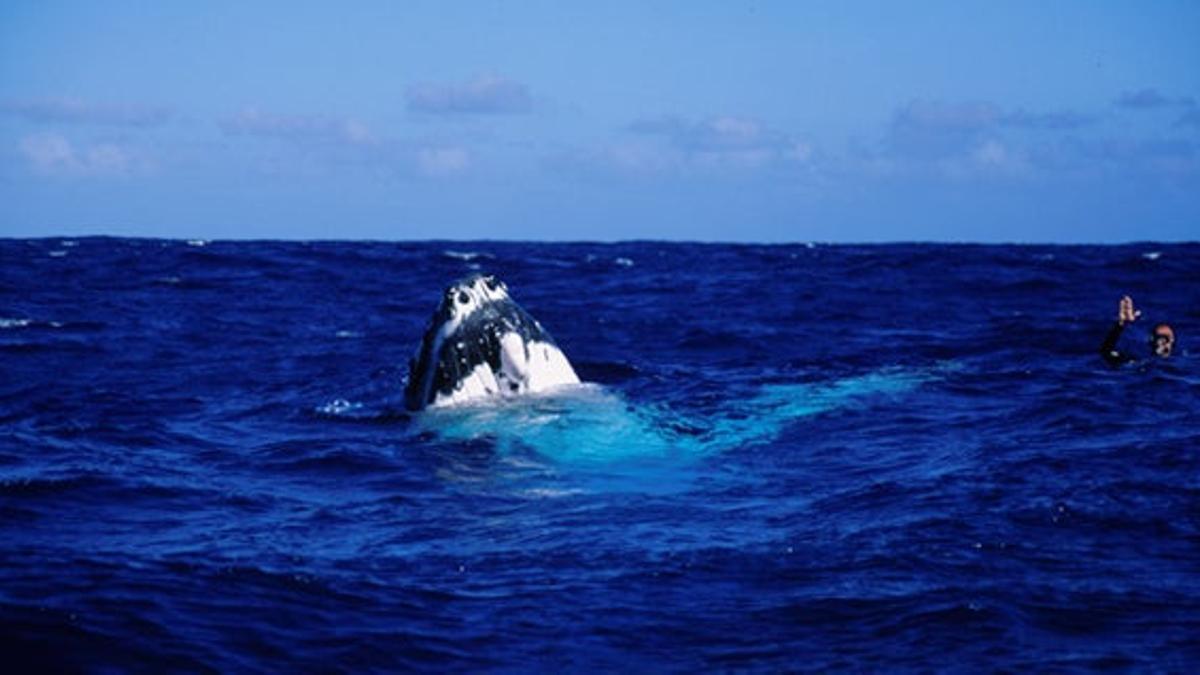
[886,101,1000,160]
[19,134,74,172]
[550,114,818,182]
[417,147,471,176]
[18,133,139,176]
[219,107,376,145]
[877,100,1121,180]
[1001,109,1094,130]
[1112,88,1191,110]
[974,139,1009,167]
[1,97,172,127]
[969,139,1029,176]
[619,115,812,173]
[707,116,761,144]
[788,142,814,163]
[406,75,533,115]
[216,106,483,180]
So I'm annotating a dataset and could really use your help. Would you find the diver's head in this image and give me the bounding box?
[1151,323,1175,358]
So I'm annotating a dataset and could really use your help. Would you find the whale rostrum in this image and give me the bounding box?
[404,273,580,411]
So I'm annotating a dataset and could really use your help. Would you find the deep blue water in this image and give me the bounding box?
[2,238,1198,672]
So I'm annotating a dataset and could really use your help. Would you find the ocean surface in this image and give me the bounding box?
[1,238,1197,672]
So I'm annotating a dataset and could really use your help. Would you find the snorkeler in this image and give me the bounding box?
[1099,295,1175,366]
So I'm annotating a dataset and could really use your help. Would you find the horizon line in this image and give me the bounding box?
[3,234,1197,247]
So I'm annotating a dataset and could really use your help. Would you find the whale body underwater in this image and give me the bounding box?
[400,274,935,464]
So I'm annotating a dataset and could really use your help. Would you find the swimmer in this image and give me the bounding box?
[1099,295,1175,366]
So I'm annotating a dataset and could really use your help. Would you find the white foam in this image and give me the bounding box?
[520,487,584,499]
[1142,251,1162,261]
[187,239,209,247]
[443,250,491,262]
[0,318,32,329]
[411,366,943,476]
[48,250,68,258]
[317,399,361,415]
[527,256,573,268]
[614,257,634,268]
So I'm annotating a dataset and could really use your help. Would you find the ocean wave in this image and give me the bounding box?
[441,249,494,262]
[2,238,1197,671]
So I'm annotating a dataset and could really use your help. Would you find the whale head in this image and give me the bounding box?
[404,273,580,410]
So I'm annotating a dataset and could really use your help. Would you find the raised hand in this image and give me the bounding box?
[1118,295,1141,325]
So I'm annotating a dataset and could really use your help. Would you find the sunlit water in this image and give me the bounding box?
[2,239,1197,671]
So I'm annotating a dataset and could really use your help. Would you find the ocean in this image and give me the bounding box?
[1,238,1197,672]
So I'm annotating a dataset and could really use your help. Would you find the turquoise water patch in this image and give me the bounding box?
[412,367,934,467]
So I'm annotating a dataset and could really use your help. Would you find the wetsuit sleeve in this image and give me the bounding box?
[1099,322,1133,366]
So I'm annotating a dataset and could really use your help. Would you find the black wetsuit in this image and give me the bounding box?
[1099,322,1140,366]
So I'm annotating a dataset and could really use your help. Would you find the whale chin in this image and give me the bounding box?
[404,274,580,411]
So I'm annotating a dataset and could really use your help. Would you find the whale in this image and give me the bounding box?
[404,273,580,411]
[387,274,938,474]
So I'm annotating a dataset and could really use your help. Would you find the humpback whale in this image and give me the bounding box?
[404,273,580,411]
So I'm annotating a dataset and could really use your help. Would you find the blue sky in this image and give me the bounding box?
[1,1,1198,241]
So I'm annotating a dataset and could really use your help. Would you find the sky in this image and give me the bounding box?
[1,1,1198,242]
